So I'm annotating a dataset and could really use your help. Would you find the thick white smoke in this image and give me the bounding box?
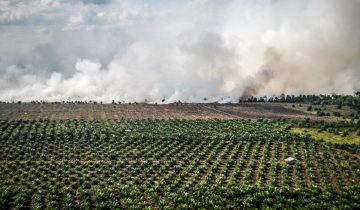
[0,0,359,102]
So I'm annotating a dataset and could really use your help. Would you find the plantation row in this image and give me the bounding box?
[0,119,297,160]
[0,119,359,209]
[1,184,359,209]
[1,136,359,190]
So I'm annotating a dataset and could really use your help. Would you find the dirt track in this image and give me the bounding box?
[0,103,324,120]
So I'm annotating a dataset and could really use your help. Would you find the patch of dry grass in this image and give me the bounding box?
[292,127,360,144]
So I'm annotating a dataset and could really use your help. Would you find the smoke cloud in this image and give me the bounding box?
[0,0,359,102]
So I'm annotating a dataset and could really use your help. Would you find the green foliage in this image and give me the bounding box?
[241,93,360,108]
[0,185,359,209]
[0,119,359,209]
[342,130,350,137]
[333,111,341,117]
[307,106,313,111]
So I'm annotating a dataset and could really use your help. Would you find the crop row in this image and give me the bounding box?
[0,119,359,209]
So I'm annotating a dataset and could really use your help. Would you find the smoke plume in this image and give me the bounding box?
[0,0,359,102]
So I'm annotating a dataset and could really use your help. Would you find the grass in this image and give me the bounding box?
[278,103,359,120]
[292,127,360,144]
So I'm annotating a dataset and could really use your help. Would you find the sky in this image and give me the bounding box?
[0,0,359,102]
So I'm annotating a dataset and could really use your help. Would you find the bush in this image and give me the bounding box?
[307,106,313,111]
[317,111,326,116]
[333,112,341,117]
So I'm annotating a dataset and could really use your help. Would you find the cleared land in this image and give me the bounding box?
[0,103,323,120]
[277,103,360,120]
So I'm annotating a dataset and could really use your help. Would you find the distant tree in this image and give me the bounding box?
[280,93,285,102]
[307,106,312,111]
[333,112,341,117]
[286,95,292,102]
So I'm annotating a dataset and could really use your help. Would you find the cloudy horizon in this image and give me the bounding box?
[1,0,359,103]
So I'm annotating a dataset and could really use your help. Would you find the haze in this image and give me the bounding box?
[0,0,359,102]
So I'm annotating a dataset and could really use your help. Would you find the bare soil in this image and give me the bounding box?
[0,103,323,120]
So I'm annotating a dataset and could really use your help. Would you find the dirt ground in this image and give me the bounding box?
[0,103,326,120]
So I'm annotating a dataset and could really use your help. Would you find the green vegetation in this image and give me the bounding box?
[241,94,360,120]
[241,94,360,109]
[292,127,360,145]
[279,103,359,120]
[0,118,359,209]
[290,119,360,153]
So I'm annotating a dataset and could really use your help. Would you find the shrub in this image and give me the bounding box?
[333,112,341,117]
[307,106,313,111]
